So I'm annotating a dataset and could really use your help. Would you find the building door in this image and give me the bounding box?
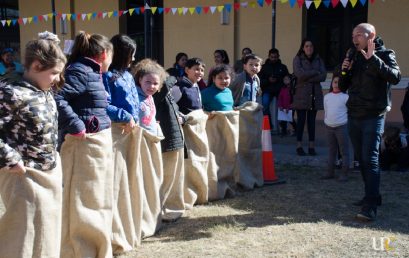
[304,3,368,71]
[121,0,164,64]
[0,0,20,58]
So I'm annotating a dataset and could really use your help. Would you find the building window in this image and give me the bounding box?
[121,0,163,64]
[0,0,20,55]
[304,3,368,71]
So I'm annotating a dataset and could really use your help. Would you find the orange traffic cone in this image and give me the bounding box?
[262,115,285,185]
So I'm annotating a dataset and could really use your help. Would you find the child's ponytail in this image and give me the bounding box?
[68,31,112,64]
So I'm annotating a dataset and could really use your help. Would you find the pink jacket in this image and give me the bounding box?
[278,86,292,109]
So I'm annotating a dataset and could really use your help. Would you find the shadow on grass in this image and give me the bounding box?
[149,164,409,243]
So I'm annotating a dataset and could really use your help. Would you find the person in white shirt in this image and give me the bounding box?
[321,75,350,181]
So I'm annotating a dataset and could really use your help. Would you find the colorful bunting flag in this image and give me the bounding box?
[0,0,381,28]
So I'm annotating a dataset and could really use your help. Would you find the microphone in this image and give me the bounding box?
[341,47,356,75]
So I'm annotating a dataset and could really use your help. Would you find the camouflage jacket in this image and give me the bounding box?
[0,81,58,171]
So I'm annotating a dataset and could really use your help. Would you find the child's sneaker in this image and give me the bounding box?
[335,159,342,169]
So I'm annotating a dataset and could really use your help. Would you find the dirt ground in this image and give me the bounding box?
[117,164,409,258]
[1,165,408,257]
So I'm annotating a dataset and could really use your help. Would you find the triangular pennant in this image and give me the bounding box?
[350,0,358,7]
[28,17,33,23]
[144,3,151,9]
[369,0,375,3]
[234,3,241,10]
[195,6,202,14]
[18,18,23,25]
[113,11,118,17]
[38,15,43,22]
[118,10,124,16]
[33,16,38,23]
[323,0,331,7]
[23,18,28,24]
[129,8,135,15]
[210,6,217,14]
[171,8,177,15]
[12,19,17,25]
[123,10,129,15]
[158,8,164,14]
[217,6,224,12]
[48,13,53,19]
[177,8,183,15]
[250,1,257,8]
[151,7,157,14]
[340,0,349,7]
[81,14,86,20]
[103,12,108,18]
[182,7,189,15]
[140,7,145,14]
[281,0,289,3]
[265,0,273,5]
[71,14,76,20]
[108,11,113,18]
[67,14,71,21]
[314,0,322,8]
[203,6,210,14]
[42,14,48,21]
[164,8,171,14]
[62,13,67,20]
[297,0,305,8]
[225,4,232,12]
[1,20,5,26]
[289,0,297,7]
[77,13,82,20]
[241,2,249,7]
[188,7,195,15]
[359,0,367,6]
[56,13,62,20]
[257,0,264,7]
[306,1,313,8]
[135,8,140,15]
[92,12,97,19]
[6,20,11,26]
[86,13,92,20]
[331,0,340,7]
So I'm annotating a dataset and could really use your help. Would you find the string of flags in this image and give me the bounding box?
[1,0,378,28]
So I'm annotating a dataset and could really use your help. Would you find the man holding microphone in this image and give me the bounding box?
[339,23,401,221]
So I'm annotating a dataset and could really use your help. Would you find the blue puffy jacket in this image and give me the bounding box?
[55,57,111,142]
[102,69,139,123]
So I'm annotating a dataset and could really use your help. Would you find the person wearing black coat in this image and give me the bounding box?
[153,76,185,221]
[259,48,289,132]
[340,23,401,221]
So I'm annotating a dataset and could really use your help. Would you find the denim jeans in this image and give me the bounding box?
[262,93,278,131]
[348,115,384,206]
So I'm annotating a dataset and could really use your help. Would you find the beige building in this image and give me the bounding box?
[13,0,409,122]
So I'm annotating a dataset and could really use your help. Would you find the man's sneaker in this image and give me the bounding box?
[356,206,377,221]
[353,161,360,172]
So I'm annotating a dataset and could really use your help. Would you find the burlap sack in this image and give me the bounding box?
[205,111,240,201]
[0,157,62,258]
[182,110,210,209]
[139,128,164,238]
[235,102,264,189]
[161,148,185,221]
[60,129,114,258]
[110,124,144,254]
